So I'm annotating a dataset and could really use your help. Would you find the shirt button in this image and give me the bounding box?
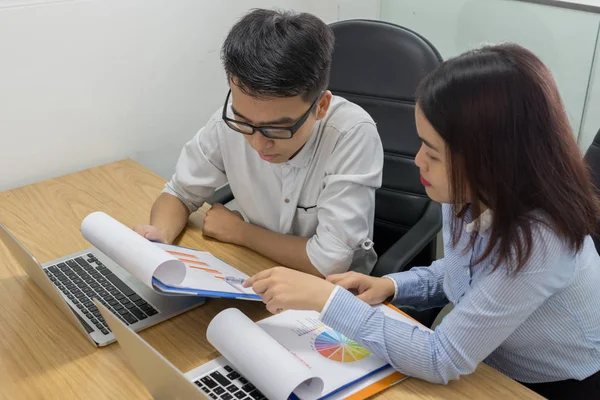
[284,199,290,203]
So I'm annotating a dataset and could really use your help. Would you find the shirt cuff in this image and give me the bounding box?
[306,229,353,276]
[319,286,341,319]
[319,286,376,340]
[383,275,399,301]
[162,182,203,213]
[384,271,427,304]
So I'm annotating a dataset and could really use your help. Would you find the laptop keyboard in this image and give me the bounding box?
[44,253,158,335]
[194,365,266,400]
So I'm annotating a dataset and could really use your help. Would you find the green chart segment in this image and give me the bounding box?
[314,330,371,363]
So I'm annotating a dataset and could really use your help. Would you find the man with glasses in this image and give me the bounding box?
[134,9,383,277]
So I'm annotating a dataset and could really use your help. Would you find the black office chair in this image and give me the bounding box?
[328,20,443,278]
[209,20,445,327]
[210,19,444,272]
[583,128,600,252]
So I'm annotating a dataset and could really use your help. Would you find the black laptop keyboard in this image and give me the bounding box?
[194,365,266,400]
[44,253,158,335]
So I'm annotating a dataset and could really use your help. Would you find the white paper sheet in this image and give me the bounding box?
[206,306,429,400]
[80,211,185,287]
[320,305,429,399]
[257,310,389,399]
[155,244,257,296]
[80,212,257,297]
[207,308,324,400]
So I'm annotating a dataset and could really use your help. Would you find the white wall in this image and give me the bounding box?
[379,0,600,151]
[0,0,379,191]
[578,25,600,153]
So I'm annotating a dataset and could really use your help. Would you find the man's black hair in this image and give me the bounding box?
[221,8,334,101]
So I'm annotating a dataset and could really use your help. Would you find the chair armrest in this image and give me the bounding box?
[206,184,234,205]
[371,201,442,277]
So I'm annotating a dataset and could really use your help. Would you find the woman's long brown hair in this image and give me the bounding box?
[416,43,600,272]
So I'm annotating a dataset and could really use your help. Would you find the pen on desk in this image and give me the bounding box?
[223,276,246,285]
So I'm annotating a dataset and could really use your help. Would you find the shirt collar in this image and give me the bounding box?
[285,120,321,169]
[465,208,493,234]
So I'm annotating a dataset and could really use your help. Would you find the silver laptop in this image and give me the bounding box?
[0,224,205,347]
[96,300,265,400]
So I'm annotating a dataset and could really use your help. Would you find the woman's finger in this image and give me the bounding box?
[243,268,274,287]
[356,289,376,304]
[333,275,362,291]
[265,295,284,314]
[326,272,351,284]
[251,277,273,295]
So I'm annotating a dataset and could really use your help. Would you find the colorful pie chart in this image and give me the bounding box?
[314,330,371,363]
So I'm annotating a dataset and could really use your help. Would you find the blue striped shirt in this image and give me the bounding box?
[320,204,600,384]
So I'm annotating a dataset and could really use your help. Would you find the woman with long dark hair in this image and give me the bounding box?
[244,43,600,399]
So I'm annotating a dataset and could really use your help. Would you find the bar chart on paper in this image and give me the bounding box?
[166,249,227,280]
[149,243,260,299]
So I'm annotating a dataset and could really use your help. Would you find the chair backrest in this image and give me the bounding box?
[328,20,443,259]
[583,129,600,253]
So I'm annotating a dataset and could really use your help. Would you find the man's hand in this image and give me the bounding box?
[203,203,246,244]
[133,224,169,243]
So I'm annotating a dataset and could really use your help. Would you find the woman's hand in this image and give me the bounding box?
[327,271,396,305]
[244,267,336,314]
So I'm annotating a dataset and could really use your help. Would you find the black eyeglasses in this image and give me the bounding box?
[221,90,321,139]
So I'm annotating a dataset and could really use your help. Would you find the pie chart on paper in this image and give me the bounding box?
[314,329,371,363]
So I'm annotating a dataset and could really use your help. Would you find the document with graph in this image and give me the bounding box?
[80,211,260,300]
[206,305,431,400]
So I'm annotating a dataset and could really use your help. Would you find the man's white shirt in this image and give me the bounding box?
[164,96,384,275]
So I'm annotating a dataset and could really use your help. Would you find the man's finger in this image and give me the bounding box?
[144,230,160,240]
[233,210,243,219]
[133,224,148,235]
[211,203,224,210]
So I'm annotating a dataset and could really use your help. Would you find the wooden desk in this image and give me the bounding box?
[0,160,543,399]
